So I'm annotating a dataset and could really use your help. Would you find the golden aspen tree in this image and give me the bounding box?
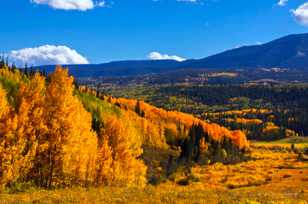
[101,116,147,187]
[95,131,113,186]
[38,66,97,187]
[0,86,8,118]
[0,86,17,189]
[12,73,46,183]
[0,66,23,84]
[0,73,46,189]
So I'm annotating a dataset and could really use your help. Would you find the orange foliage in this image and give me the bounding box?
[36,67,98,187]
[0,74,46,188]
[97,116,147,187]
[0,65,250,190]
[0,66,23,83]
[1,66,149,189]
[208,108,272,117]
[0,86,18,188]
[225,118,263,126]
[108,97,249,150]
[0,86,9,118]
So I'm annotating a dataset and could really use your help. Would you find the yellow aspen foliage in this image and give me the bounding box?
[225,118,263,126]
[125,111,167,148]
[11,74,47,182]
[0,65,251,189]
[36,66,97,187]
[108,97,249,150]
[0,73,48,188]
[0,86,9,118]
[0,66,23,84]
[95,132,113,186]
[0,86,17,189]
[99,116,147,187]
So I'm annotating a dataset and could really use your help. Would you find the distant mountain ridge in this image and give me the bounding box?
[38,60,182,78]
[183,33,308,69]
[38,33,308,78]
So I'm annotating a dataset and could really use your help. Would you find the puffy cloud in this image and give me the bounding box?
[291,3,308,26]
[7,45,89,67]
[278,0,288,6]
[31,0,105,11]
[148,51,186,62]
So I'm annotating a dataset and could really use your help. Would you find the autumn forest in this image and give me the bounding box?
[0,62,307,203]
[0,62,249,184]
[2,0,308,202]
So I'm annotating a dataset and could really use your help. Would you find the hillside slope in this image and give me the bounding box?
[34,33,308,78]
[0,64,248,189]
[183,33,308,70]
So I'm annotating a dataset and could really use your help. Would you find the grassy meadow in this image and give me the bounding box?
[1,140,307,204]
[0,66,307,204]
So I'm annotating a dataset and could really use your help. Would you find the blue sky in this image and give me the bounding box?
[1,0,308,66]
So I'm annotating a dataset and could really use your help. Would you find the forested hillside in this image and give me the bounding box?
[104,84,308,141]
[0,64,248,191]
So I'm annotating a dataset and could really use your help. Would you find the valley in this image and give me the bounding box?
[2,1,308,203]
[1,61,307,203]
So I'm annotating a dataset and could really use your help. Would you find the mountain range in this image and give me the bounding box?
[38,33,308,78]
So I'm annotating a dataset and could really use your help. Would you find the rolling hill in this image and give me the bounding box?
[183,33,308,70]
[36,33,308,78]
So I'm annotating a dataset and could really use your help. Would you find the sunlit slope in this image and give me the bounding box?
[105,97,249,149]
[0,64,248,190]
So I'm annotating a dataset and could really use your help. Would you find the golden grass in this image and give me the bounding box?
[0,143,307,204]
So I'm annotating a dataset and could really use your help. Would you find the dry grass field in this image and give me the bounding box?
[0,141,307,204]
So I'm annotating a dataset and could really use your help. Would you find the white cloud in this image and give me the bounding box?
[278,0,288,6]
[31,0,106,11]
[7,45,89,67]
[148,51,186,62]
[97,1,106,7]
[234,41,262,49]
[291,3,308,26]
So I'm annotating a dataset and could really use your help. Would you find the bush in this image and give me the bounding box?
[5,182,36,194]
[148,175,166,186]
